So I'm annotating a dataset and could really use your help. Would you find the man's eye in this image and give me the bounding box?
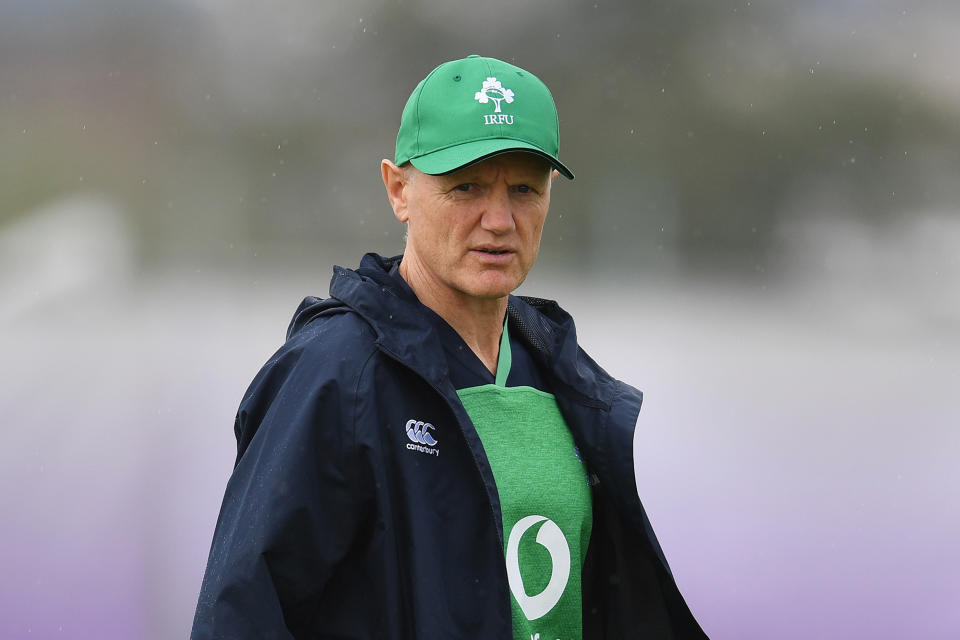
[516,184,532,194]
[454,184,472,192]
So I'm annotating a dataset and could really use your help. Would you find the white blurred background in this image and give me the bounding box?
[1,1,958,638]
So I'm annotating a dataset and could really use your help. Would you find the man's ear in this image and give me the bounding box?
[381,159,409,223]
[551,169,560,182]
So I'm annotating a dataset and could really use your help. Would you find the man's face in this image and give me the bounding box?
[388,152,556,304]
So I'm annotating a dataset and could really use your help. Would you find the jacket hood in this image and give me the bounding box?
[285,253,409,339]
[286,295,348,339]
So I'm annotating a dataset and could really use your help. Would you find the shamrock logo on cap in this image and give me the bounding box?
[474,77,515,113]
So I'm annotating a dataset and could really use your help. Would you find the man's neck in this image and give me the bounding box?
[398,259,507,376]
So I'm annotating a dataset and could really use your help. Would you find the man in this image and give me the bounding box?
[192,55,708,639]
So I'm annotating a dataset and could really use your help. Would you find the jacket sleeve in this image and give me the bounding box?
[191,335,376,639]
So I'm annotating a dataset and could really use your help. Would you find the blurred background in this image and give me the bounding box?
[1,0,958,638]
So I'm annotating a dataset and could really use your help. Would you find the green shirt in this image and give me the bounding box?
[457,320,593,640]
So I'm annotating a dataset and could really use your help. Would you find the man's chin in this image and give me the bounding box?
[461,273,526,301]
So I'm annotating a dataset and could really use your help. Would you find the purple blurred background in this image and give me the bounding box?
[1,1,958,638]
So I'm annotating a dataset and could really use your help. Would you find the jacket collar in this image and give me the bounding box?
[328,253,451,390]
[318,252,615,410]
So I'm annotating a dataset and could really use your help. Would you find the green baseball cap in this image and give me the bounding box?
[394,55,574,179]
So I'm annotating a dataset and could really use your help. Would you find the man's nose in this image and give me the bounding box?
[480,188,515,233]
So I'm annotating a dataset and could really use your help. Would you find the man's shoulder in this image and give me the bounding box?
[239,296,380,405]
[234,299,382,461]
[237,298,380,426]
[280,295,380,366]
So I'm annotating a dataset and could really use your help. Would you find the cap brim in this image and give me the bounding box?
[409,139,574,180]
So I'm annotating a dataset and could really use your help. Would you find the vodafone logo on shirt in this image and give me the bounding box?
[505,515,571,621]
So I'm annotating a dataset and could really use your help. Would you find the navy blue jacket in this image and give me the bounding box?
[192,253,708,639]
